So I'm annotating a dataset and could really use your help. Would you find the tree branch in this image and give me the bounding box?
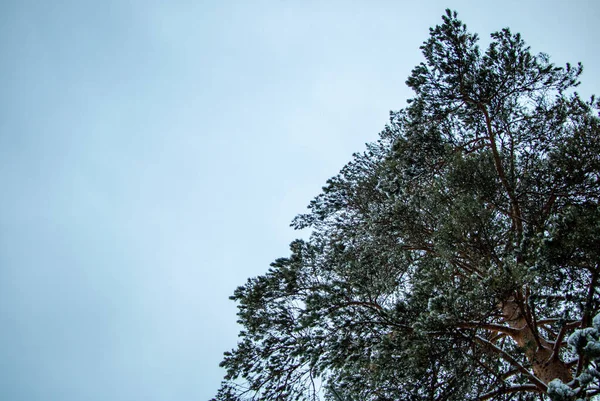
[537,318,580,327]
[577,265,599,377]
[474,335,547,392]
[478,104,523,241]
[479,384,542,400]
[581,266,599,329]
[458,322,520,336]
[549,323,570,362]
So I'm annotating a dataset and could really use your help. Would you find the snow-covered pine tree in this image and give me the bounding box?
[214,10,600,401]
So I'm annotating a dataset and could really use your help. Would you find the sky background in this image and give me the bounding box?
[1,1,599,400]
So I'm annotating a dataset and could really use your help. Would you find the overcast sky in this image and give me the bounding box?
[1,1,598,400]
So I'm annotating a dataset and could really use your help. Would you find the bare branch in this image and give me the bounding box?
[458,322,520,336]
[479,384,542,400]
[537,318,580,327]
[549,324,570,362]
[474,335,547,392]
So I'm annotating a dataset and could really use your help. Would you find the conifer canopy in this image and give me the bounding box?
[214,10,600,401]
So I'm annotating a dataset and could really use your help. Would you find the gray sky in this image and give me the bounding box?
[1,1,598,400]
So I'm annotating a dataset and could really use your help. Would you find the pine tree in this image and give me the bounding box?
[214,10,600,401]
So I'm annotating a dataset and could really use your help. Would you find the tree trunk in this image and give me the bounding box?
[502,298,572,384]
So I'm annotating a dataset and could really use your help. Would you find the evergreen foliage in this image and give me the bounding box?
[214,10,600,401]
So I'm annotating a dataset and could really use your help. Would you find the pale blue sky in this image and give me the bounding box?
[1,1,598,400]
